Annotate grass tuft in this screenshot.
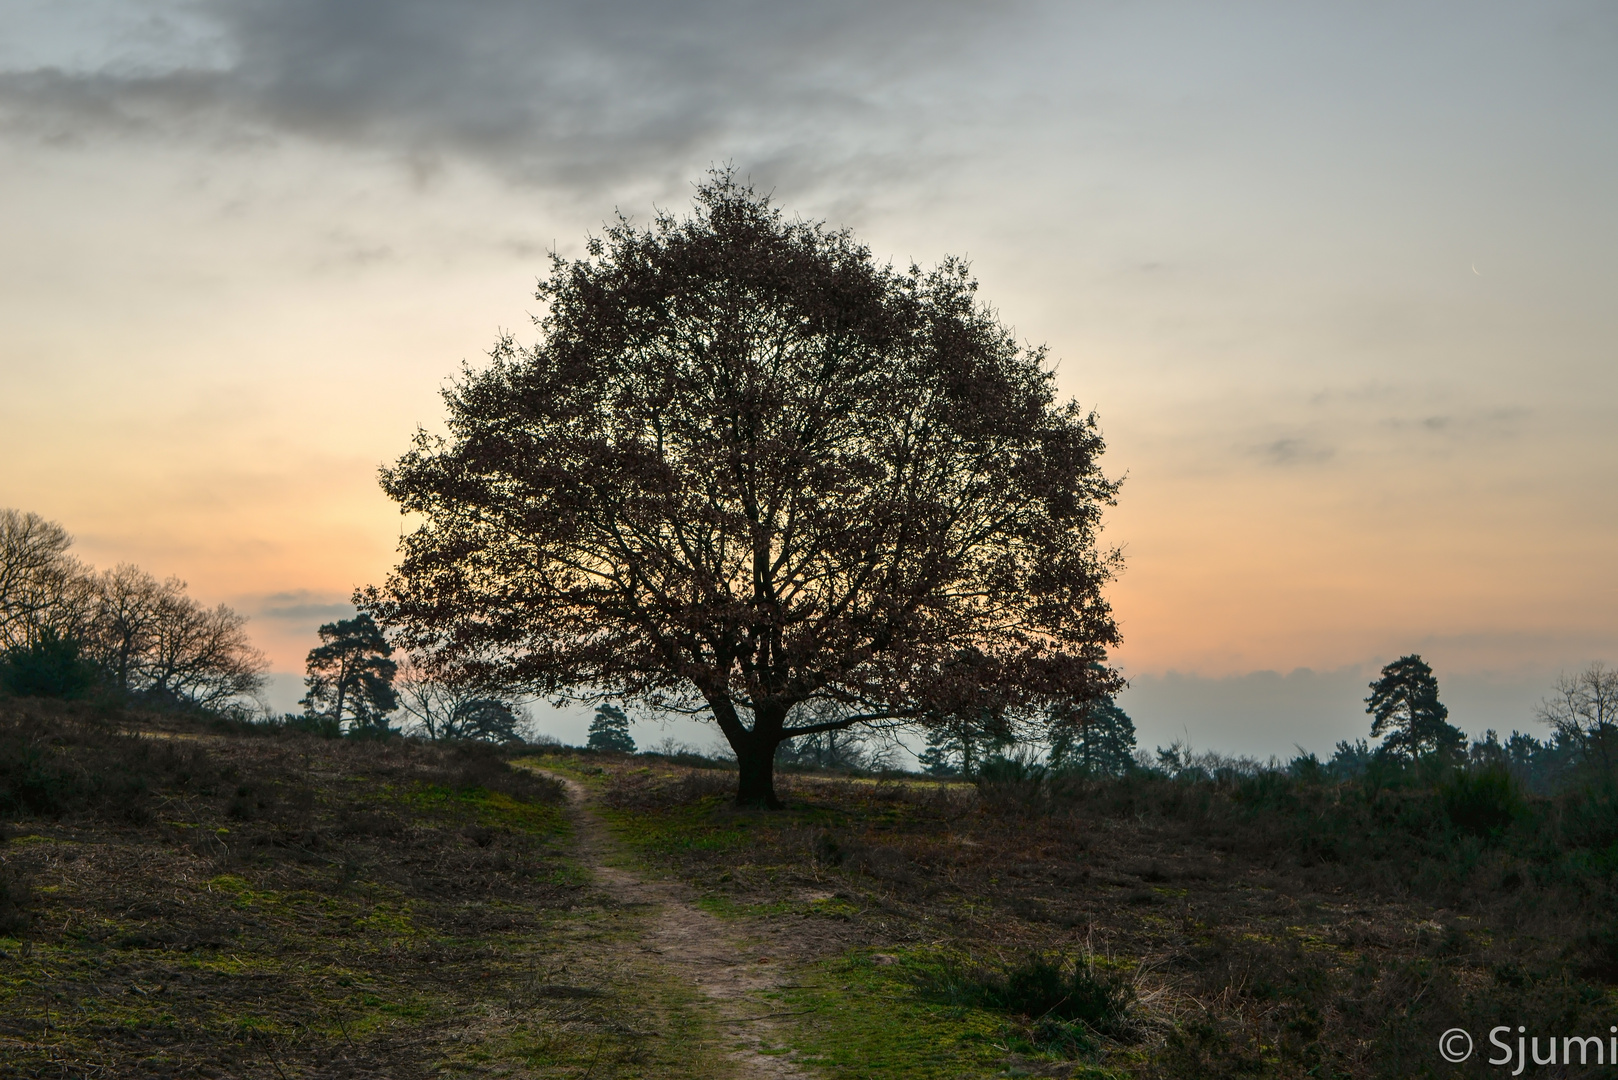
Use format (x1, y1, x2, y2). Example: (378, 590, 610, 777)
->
(915, 951, 1136, 1053)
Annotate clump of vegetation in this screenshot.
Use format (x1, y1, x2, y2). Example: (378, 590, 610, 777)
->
(0, 629, 100, 700)
(918, 951, 1135, 1053)
(0, 699, 217, 820)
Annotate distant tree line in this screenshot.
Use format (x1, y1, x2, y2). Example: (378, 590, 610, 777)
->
(1140, 654, 1618, 798)
(0, 509, 267, 709)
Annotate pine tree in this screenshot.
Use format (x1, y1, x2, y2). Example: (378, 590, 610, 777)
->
(1049, 698, 1137, 776)
(586, 703, 636, 753)
(300, 614, 398, 735)
(917, 709, 1009, 777)
(1366, 654, 1464, 759)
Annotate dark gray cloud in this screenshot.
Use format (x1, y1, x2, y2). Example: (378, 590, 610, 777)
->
(1255, 435, 1335, 466)
(0, 0, 1018, 188)
(253, 589, 354, 623)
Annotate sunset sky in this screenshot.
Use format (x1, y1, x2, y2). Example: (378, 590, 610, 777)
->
(2, 1, 1614, 754)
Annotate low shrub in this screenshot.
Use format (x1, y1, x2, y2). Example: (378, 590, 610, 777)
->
(0, 632, 99, 700)
(0, 701, 220, 820)
(917, 951, 1135, 1049)
(1440, 764, 1523, 837)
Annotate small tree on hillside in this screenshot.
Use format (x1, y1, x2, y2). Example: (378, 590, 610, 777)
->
(586, 703, 636, 753)
(301, 614, 398, 734)
(1366, 654, 1463, 760)
(363, 173, 1123, 806)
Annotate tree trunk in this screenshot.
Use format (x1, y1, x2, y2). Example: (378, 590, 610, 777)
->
(705, 694, 790, 809)
(735, 736, 783, 809)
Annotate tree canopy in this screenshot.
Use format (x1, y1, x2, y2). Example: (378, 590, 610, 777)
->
(364, 172, 1123, 805)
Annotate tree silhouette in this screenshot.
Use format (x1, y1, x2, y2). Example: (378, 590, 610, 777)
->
(2, 511, 265, 709)
(301, 614, 398, 733)
(586, 703, 636, 753)
(364, 172, 1123, 806)
(1049, 697, 1136, 776)
(1536, 662, 1618, 774)
(0, 508, 91, 651)
(396, 654, 526, 742)
(1366, 654, 1463, 760)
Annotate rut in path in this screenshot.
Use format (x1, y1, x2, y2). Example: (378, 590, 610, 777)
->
(546, 773, 820, 1080)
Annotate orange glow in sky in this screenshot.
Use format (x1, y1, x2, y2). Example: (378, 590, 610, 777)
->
(2, 3, 1613, 751)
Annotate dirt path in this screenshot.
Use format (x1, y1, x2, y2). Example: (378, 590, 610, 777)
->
(544, 773, 820, 1080)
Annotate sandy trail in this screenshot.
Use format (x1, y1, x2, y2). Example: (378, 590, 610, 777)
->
(544, 773, 819, 1080)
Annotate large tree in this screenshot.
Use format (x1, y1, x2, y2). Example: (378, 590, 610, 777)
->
(364, 173, 1123, 806)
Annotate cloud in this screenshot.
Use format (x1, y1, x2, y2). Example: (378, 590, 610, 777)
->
(0, 0, 1019, 190)
(1377, 406, 1530, 443)
(1255, 435, 1334, 466)
(252, 589, 354, 623)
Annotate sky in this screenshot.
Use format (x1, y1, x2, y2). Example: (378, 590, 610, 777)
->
(1, 1, 1614, 756)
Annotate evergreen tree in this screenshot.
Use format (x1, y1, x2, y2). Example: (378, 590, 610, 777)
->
(451, 698, 526, 743)
(301, 614, 399, 735)
(1365, 654, 1463, 759)
(0, 629, 98, 699)
(586, 703, 636, 752)
(1049, 697, 1136, 776)
(917, 709, 1010, 777)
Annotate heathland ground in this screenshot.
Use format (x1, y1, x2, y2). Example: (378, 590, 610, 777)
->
(4, 700, 1617, 1078)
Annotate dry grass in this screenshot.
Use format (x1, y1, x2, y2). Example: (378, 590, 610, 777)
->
(590, 759, 1618, 1078)
(9, 709, 1614, 1079)
(0, 699, 593, 1078)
